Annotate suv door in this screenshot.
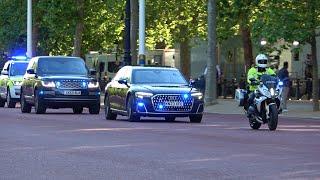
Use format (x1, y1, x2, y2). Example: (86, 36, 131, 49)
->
(23, 58, 37, 103)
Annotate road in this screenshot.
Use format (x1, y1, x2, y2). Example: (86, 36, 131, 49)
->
(0, 107, 319, 180)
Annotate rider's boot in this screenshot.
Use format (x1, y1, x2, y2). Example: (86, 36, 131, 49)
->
(247, 105, 256, 118)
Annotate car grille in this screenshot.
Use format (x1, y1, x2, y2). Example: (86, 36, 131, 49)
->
(151, 94, 193, 112)
(56, 80, 86, 89)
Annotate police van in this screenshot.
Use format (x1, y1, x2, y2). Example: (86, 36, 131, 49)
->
(0, 56, 29, 108)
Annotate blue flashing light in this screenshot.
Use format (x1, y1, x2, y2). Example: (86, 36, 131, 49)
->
(158, 104, 164, 109)
(183, 94, 189, 99)
(97, 92, 101, 95)
(39, 90, 44, 95)
(12, 56, 27, 60)
(138, 102, 145, 107)
(278, 81, 284, 86)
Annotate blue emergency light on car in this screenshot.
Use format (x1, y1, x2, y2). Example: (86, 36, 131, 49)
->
(12, 56, 27, 60)
(183, 94, 189, 99)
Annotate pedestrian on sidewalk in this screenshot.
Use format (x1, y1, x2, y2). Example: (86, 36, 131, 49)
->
(278, 61, 290, 111)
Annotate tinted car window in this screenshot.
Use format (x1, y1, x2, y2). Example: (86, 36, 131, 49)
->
(10, 63, 28, 76)
(132, 69, 187, 84)
(37, 58, 87, 76)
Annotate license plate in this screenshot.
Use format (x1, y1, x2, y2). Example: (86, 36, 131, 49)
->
(164, 101, 184, 107)
(63, 90, 81, 95)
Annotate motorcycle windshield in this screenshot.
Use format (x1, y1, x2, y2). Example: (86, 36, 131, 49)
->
(260, 74, 278, 89)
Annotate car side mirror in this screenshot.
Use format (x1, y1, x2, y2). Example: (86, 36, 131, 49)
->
(1, 70, 8, 75)
(27, 69, 35, 74)
(118, 79, 130, 87)
(189, 80, 195, 87)
(89, 69, 97, 76)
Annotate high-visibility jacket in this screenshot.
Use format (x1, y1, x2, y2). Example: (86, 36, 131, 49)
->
(247, 67, 276, 91)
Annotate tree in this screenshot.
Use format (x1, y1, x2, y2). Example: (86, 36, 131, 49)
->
(252, 0, 319, 111)
(206, 0, 217, 105)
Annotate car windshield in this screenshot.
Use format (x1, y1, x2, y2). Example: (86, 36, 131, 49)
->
(10, 63, 28, 76)
(132, 69, 187, 84)
(38, 58, 88, 76)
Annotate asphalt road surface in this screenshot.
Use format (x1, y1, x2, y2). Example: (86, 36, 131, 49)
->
(0, 107, 319, 180)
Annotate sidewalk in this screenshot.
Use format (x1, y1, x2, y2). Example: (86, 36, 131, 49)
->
(205, 99, 320, 119)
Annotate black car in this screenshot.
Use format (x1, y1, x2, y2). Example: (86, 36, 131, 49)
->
(104, 66, 204, 122)
(20, 56, 100, 114)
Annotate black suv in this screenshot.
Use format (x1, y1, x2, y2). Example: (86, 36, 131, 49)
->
(104, 66, 204, 122)
(20, 56, 100, 114)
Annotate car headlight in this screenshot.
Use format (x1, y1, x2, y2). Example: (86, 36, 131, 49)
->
(13, 81, 22, 86)
(88, 81, 99, 89)
(191, 92, 203, 100)
(135, 92, 153, 99)
(41, 81, 55, 88)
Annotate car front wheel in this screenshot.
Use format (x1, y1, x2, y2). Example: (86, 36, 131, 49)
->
(189, 114, 202, 123)
(89, 103, 100, 114)
(127, 96, 140, 122)
(7, 89, 16, 108)
(34, 91, 46, 114)
(20, 91, 31, 113)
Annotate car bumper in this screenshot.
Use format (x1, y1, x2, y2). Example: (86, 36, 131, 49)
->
(38, 89, 100, 108)
(133, 98, 204, 117)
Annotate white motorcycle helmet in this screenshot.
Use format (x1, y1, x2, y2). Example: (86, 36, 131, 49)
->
(255, 54, 269, 68)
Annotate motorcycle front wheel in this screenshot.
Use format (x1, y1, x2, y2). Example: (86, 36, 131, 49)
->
(268, 104, 278, 131)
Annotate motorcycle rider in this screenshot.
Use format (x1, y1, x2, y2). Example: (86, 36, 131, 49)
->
(246, 54, 276, 117)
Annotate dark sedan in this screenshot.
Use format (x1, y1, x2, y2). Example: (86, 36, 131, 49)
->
(104, 66, 204, 122)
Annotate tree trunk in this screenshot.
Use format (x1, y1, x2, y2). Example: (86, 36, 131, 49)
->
(311, 33, 319, 111)
(240, 25, 253, 70)
(72, 0, 84, 57)
(179, 38, 190, 79)
(179, 25, 191, 79)
(130, 0, 138, 65)
(205, 0, 217, 105)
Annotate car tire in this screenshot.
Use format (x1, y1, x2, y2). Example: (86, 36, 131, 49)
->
(104, 96, 117, 120)
(7, 89, 16, 108)
(165, 116, 176, 122)
(127, 95, 140, 122)
(89, 103, 100, 114)
(189, 114, 202, 123)
(20, 91, 32, 113)
(34, 91, 46, 114)
(73, 107, 83, 114)
(0, 98, 5, 107)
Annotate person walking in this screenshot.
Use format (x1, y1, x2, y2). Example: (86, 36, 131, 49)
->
(278, 61, 290, 112)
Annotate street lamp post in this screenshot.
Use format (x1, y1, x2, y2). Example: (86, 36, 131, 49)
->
(27, 0, 32, 58)
(138, 0, 145, 66)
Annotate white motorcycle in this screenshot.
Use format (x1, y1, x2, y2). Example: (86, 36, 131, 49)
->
(246, 74, 283, 131)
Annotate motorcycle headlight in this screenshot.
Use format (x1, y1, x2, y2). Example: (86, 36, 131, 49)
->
(270, 88, 276, 96)
(13, 81, 22, 86)
(88, 81, 99, 89)
(41, 81, 55, 88)
(135, 92, 153, 99)
(191, 92, 203, 100)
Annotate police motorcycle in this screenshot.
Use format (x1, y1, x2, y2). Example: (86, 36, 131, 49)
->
(238, 74, 283, 131)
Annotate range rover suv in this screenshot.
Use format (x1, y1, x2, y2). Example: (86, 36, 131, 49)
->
(104, 66, 204, 122)
(20, 56, 100, 114)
